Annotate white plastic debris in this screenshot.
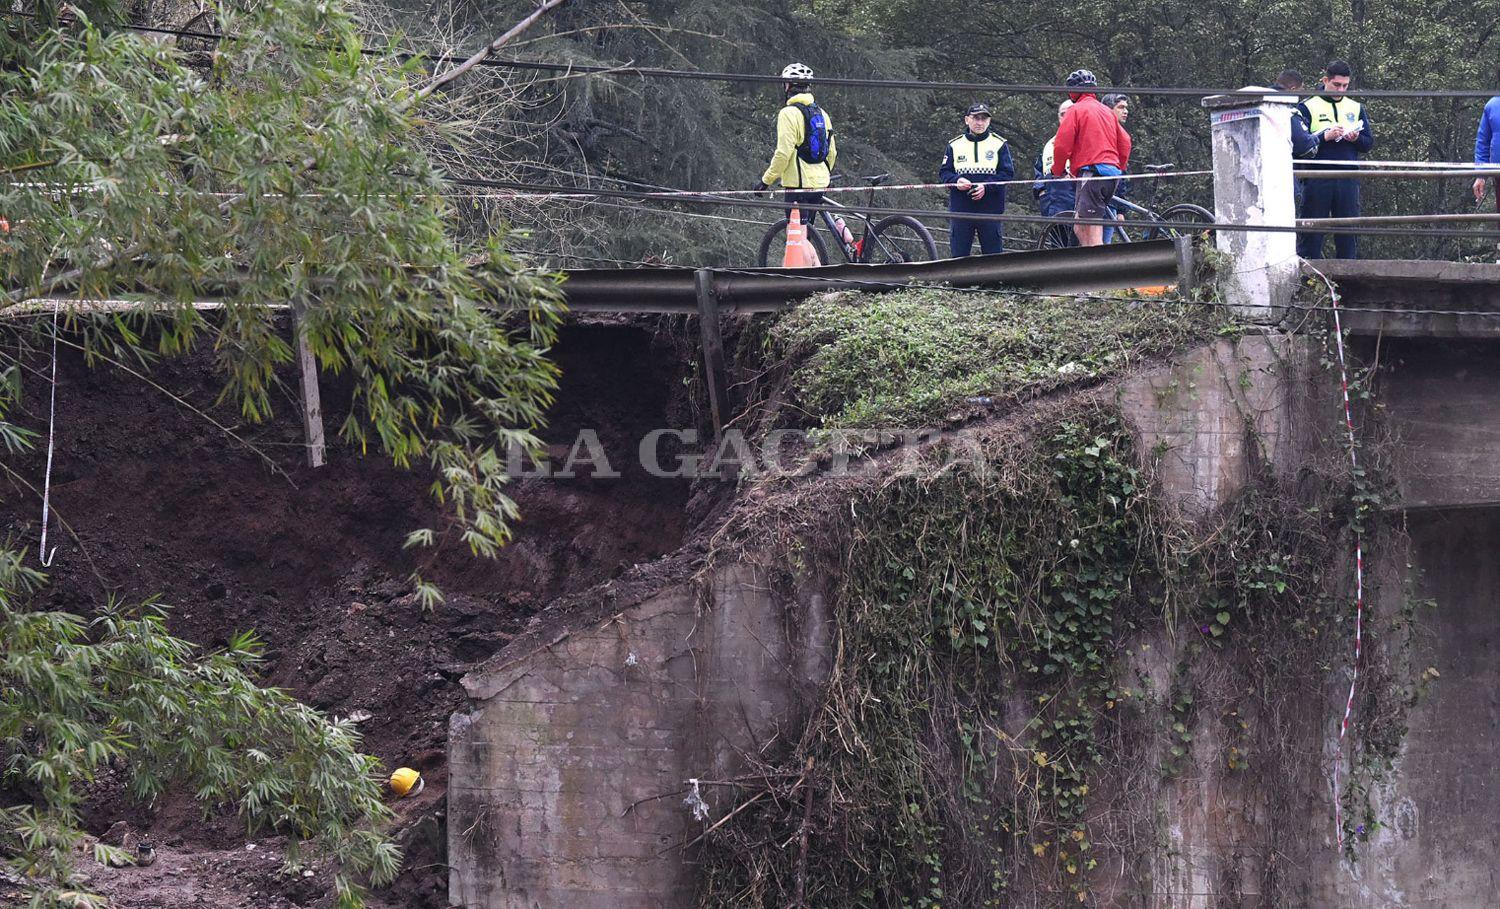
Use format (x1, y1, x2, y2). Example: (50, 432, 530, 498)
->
(683, 779, 710, 821)
(625, 652, 639, 667)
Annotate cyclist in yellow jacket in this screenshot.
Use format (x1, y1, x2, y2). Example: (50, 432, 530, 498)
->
(756, 63, 839, 221)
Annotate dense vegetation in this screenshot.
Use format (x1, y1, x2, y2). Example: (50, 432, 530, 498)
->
(763, 287, 1219, 428)
(699, 289, 1415, 906)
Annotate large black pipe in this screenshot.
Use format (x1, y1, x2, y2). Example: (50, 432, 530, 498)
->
(560, 238, 1191, 313)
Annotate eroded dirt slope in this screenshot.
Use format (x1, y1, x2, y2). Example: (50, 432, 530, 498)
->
(0, 319, 703, 908)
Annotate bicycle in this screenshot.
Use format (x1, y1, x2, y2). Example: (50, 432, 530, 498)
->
(756, 173, 938, 266)
(1036, 163, 1214, 250)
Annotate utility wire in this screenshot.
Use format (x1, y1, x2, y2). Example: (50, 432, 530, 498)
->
(18, 14, 1500, 100)
(438, 59, 1500, 100)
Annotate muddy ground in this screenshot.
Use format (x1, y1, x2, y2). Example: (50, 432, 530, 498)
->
(0, 317, 718, 908)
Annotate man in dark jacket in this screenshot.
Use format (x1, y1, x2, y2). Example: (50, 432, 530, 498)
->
(1033, 99, 1076, 217)
(940, 103, 1016, 256)
(1099, 92, 1132, 242)
(1296, 60, 1374, 259)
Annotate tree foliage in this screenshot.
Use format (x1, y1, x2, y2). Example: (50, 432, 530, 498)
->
(2, 0, 563, 557)
(409, 0, 935, 265)
(1, 0, 565, 903)
(0, 550, 399, 908)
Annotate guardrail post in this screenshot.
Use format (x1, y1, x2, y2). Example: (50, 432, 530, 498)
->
(694, 268, 731, 436)
(1202, 88, 1300, 321)
(1173, 235, 1196, 291)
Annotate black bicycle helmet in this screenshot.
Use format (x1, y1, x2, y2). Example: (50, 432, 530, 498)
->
(1065, 69, 1098, 88)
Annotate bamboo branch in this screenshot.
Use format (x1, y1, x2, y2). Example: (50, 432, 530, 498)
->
(1, 160, 58, 176)
(3, 155, 316, 309)
(6, 0, 563, 306)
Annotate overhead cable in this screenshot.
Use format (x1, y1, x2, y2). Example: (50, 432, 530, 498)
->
(20, 14, 1500, 100)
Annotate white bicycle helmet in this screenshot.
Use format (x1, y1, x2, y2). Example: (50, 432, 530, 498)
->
(781, 63, 815, 81)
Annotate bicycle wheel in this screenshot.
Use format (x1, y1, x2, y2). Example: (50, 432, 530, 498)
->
(860, 215, 938, 263)
(1145, 204, 1216, 242)
(1037, 215, 1078, 250)
(756, 219, 831, 267)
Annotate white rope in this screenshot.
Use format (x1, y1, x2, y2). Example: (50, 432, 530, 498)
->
(37, 299, 59, 567)
(476, 170, 1214, 201)
(1294, 159, 1500, 170)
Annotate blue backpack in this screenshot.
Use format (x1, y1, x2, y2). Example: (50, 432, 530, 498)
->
(791, 102, 831, 165)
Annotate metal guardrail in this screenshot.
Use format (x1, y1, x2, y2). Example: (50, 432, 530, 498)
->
(561, 237, 1195, 313)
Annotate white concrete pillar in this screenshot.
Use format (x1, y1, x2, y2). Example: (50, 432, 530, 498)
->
(1202, 89, 1300, 321)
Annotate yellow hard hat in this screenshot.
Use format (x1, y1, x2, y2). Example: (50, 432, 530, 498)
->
(389, 767, 422, 797)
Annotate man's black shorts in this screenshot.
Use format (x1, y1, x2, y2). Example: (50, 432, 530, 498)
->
(1076, 169, 1119, 220)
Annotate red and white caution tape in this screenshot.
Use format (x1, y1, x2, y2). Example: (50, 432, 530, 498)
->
(1306, 263, 1364, 850)
(15, 168, 1210, 199)
(38, 299, 59, 567)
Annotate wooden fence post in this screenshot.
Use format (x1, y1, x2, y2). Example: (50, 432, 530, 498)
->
(291, 301, 326, 468)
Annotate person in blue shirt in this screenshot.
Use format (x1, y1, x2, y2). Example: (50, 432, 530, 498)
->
(1296, 60, 1375, 259)
(940, 103, 1016, 256)
(1472, 70, 1500, 246)
(1033, 99, 1076, 218)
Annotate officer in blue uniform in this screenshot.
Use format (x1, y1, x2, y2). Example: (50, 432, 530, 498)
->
(1297, 61, 1374, 259)
(940, 103, 1015, 256)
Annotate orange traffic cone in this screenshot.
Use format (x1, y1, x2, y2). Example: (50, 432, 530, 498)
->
(782, 208, 820, 268)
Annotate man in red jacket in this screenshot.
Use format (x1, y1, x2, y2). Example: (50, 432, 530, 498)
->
(1051, 69, 1132, 247)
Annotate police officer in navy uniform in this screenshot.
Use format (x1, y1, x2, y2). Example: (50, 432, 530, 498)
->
(1297, 60, 1374, 259)
(940, 103, 1015, 257)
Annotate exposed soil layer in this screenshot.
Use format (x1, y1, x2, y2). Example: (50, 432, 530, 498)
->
(0, 318, 704, 908)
